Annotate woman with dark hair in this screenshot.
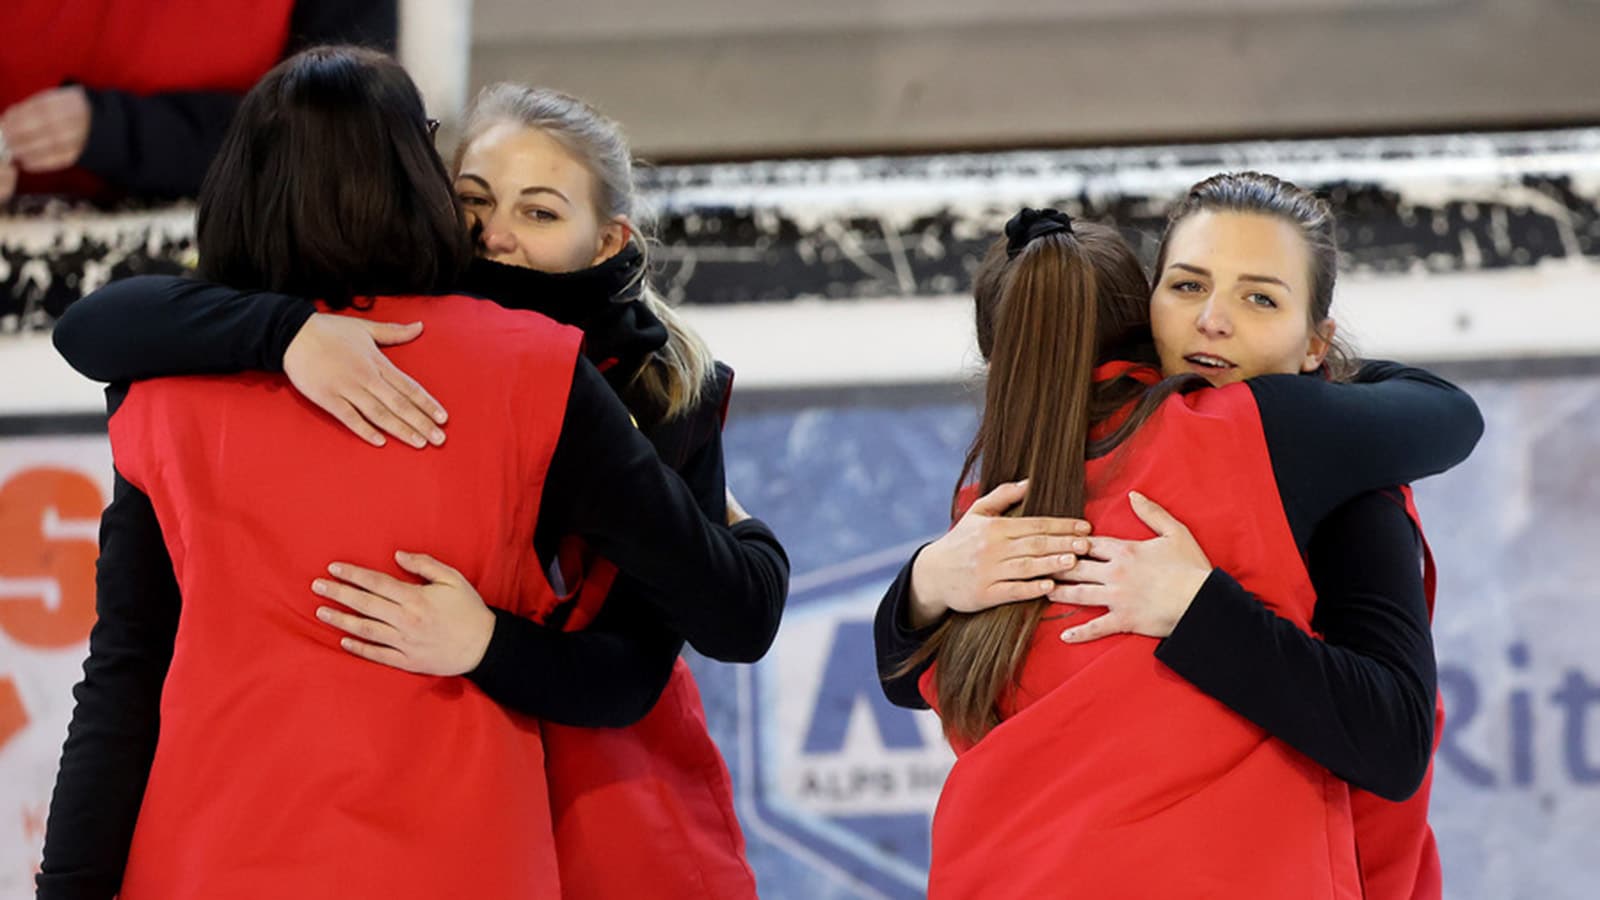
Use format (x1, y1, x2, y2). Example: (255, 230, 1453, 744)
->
(879, 174, 1452, 899)
(37, 46, 786, 900)
(52, 84, 783, 900)
(872, 188, 1477, 896)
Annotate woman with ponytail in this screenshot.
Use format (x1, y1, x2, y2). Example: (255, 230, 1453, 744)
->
(900, 212, 1162, 745)
(53, 84, 781, 899)
(877, 186, 1478, 897)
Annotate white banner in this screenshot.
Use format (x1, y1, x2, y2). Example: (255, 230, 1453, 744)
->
(0, 435, 111, 898)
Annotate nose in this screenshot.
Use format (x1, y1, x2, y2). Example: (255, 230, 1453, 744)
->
(478, 210, 518, 255)
(1194, 296, 1232, 339)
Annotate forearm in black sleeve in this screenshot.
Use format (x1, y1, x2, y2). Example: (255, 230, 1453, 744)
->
(76, 88, 241, 197)
(1249, 362, 1484, 547)
(54, 276, 315, 382)
(674, 415, 731, 528)
(539, 358, 790, 638)
(874, 547, 940, 710)
(466, 594, 683, 728)
(1153, 490, 1436, 801)
(36, 474, 180, 900)
(655, 415, 784, 662)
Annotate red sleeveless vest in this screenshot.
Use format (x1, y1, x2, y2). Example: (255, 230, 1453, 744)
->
(924, 365, 1362, 900)
(542, 660, 756, 900)
(107, 294, 580, 900)
(1351, 487, 1442, 900)
(3, 0, 294, 197)
(537, 389, 757, 899)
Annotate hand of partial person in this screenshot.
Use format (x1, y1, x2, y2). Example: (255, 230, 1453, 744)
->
(283, 313, 448, 448)
(0, 161, 15, 205)
(905, 479, 1092, 629)
(726, 488, 751, 525)
(312, 552, 496, 676)
(1055, 491, 1213, 643)
(0, 86, 91, 173)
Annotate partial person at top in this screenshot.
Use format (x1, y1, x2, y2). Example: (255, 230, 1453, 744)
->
(0, 0, 395, 205)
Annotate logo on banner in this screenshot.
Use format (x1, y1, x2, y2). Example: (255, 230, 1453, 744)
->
(0, 467, 103, 752)
(741, 544, 954, 899)
(0, 452, 108, 893)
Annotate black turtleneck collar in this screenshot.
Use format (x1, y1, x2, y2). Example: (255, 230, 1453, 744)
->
(457, 245, 670, 390)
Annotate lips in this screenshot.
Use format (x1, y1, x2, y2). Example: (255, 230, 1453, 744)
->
(1183, 352, 1237, 371)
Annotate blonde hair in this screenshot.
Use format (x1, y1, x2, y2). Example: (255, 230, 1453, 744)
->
(455, 83, 715, 419)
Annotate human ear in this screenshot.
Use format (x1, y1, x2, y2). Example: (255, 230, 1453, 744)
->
(592, 216, 632, 265)
(1302, 317, 1336, 372)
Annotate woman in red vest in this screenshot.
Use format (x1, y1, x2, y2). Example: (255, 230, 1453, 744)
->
(38, 46, 787, 900)
(0, 0, 394, 203)
(879, 175, 1452, 899)
(875, 186, 1478, 896)
(52, 85, 778, 899)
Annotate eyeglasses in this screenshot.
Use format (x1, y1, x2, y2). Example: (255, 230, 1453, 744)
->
(426, 118, 440, 139)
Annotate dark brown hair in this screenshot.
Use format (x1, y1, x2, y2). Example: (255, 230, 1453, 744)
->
(197, 46, 471, 309)
(909, 221, 1201, 746)
(1153, 171, 1356, 378)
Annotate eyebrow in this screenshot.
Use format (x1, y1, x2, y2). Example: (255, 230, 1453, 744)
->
(519, 185, 571, 204)
(454, 175, 572, 206)
(1167, 262, 1292, 291)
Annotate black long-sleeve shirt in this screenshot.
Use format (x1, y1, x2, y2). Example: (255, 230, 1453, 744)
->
(38, 347, 787, 899)
(73, 1, 396, 197)
(34, 477, 179, 900)
(876, 364, 1480, 802)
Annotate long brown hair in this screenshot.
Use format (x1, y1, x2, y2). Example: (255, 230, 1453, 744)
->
(907, 219, 1199, 746)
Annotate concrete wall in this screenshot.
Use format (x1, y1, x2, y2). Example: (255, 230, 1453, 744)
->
(468, 0, 1600, 159)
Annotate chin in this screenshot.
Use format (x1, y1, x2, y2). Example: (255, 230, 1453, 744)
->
(487, 254, 534, 270)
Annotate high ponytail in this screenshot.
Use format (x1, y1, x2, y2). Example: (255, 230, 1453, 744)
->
(897, 216, 1201, 746)
(936, 232, 1102, 744)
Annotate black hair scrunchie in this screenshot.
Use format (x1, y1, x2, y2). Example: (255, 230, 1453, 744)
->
(1004, 207, 1074, 258)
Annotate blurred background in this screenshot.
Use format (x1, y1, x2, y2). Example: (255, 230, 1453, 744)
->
(3, 1, 1599, 897)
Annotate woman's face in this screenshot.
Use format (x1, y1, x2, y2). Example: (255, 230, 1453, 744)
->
(1150, 210, 1333, 387)
(453, 121, 629, 273)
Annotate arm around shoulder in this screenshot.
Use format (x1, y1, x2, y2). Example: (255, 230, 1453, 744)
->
(541, 358, 791, 657)
(1250, 362, 1483, 542)
(55, 276, 315, 382)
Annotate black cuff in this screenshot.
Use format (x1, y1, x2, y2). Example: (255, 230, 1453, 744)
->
(1154, 567, 1256, 675)
(464, 607, 524, 690)
(263, 301, 319, 372)
(75, 87, 130, 183)
(893, 545, 945, 641)
(730, 516, 786, 557)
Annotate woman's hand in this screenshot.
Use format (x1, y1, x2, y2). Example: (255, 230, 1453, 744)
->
(1055, 492, 1213, 643)
(311, 551, 496, 676)
(906, 479, 1091, 629)
(283, 313, 449, 449)
(0, 86, 91, 173)
(726, 488, 751, 525)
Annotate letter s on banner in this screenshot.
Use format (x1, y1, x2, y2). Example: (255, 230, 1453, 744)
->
(0, 467, 102, 648)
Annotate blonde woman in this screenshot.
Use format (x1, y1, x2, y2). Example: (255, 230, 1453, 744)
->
(53, 84, 782, 899)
